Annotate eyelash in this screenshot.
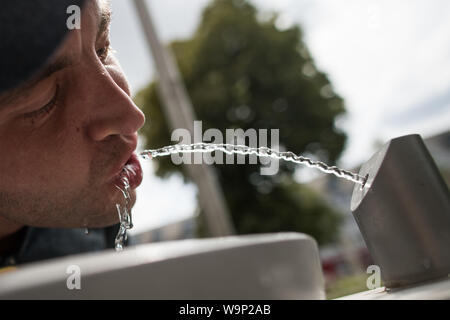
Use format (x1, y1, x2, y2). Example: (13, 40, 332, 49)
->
(24, 85, 60, 122)
(97, 42, 111, 63)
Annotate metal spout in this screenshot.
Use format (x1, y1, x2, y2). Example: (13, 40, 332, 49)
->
(351, 134, 450, 288)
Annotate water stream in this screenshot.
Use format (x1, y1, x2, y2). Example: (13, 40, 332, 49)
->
(114, 176, 133, 251)
(111, 142, 367, 251)
(140, 142, 367, 186)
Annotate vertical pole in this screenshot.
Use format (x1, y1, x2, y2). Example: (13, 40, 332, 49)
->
(132, 0, 235, 236)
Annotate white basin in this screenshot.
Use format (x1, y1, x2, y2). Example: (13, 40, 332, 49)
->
(0, 232, 325, 299)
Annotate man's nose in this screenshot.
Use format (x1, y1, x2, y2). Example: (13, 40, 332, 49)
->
(86, 73, 145, 142)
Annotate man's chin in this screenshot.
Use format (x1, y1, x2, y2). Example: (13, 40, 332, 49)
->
(84, 188, 137, 228)
(84, 214, 119, 229)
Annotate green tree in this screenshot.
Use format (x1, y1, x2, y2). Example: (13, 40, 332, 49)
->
(135, 0, 346, 244)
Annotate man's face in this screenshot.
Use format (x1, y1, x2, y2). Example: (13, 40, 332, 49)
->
(0, 0, 145, 229)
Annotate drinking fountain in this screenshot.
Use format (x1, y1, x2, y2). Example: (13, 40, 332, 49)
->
(1, 134, 449, 299)
(350, 134, 450, 289)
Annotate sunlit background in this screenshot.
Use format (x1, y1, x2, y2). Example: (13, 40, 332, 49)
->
(110, 0, 450, 232)
(109, 0, 450, 297)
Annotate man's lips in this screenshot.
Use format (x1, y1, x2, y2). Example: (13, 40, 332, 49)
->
(113, 153, 143, 189)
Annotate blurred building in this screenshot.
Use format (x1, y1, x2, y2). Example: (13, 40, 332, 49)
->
(131, 215, 198, 244)
(424, 131, 450, 182)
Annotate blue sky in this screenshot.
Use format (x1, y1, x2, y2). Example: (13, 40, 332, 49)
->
(108, 0, 450, 233)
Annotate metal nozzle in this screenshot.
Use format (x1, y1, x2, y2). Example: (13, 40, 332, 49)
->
(351, 134, 450, 288)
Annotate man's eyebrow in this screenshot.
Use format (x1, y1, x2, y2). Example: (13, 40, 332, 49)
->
(36, 57, 73, 82)
(97, 1, 112, 39)
(0, 57, 72, 107)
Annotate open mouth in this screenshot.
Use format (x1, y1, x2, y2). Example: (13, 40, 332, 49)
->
(114, 153, 143, 189)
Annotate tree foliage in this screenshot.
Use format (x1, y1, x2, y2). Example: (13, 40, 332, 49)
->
(135, 0, 347, 244)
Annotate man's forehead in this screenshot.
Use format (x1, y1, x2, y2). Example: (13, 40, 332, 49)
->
(98, 0, 112, 38)
(0, 1, 111, 108)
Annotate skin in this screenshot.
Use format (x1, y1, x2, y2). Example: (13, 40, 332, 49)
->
(0, 0, 145, 251)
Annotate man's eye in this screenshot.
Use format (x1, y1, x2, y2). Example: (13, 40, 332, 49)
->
(96, 43, 110, 63)
(23, 85, 59, 122)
